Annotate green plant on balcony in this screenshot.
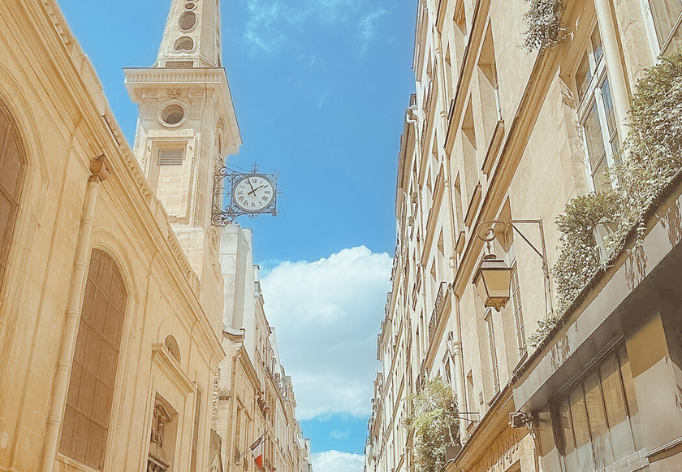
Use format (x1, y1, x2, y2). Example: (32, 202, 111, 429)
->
(533, 52, 682, 347)
(404, 377, 459, 472)
(522, 0, 569, 52)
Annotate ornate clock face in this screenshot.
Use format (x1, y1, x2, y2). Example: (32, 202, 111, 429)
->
(233, 175, 275, 212)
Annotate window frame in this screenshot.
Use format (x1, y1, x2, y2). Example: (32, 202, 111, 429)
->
(60, 249, 127, 470)
(574, 23, 620, 193)
(484, 308, 500, 394)
(640, 0, 682, 57)
(0, 105, 25, 287)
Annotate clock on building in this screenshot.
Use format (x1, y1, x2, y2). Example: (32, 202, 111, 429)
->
(233, 174, 275, 212)
(212, 163, 278, 225)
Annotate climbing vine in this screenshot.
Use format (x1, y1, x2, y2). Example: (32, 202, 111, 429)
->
(404, 377, 459, 472)
(535, 52, 682, 343)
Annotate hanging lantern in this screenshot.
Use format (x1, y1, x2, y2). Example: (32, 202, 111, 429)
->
(473, 254, 512, 310)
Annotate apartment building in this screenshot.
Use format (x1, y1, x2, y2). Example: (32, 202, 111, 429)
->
(367, 1, 682, 472)
(215, 225, 313, 472)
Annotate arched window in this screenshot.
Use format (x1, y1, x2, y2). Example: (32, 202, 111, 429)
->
(0, 101, 25, 288)
(164, 335, 181, 362)
(60, 249, 127, 470)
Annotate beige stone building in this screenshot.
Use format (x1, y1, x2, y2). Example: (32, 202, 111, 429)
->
(214, 225, 312, 472)
(367, 1, 682, 472)
(0, 0, 235, 470)
(0, 1, 311, 472)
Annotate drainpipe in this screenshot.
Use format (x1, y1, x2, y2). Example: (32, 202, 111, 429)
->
(41, 155, 110, 472)
(593, 0, 630, 140)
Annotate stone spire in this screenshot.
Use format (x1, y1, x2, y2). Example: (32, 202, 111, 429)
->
(124, 0, 240, 322)
(156, 0, 222, 68)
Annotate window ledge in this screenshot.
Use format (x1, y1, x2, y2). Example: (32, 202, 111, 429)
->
(152, 343, 194, 395)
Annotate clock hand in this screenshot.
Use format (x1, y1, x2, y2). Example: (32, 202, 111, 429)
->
(246, 178, 256, 193)
(248, 185, 267, 196)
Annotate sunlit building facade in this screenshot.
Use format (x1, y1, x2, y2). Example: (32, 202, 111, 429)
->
(0, 0, 239, 471)
(214, 225, 312, 472)
(0, 1, 311, 472)
(367, 1, 682, 472)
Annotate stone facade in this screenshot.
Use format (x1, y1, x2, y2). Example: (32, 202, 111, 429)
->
(215, 225, 313, 472)
(0, 1, 309, 472)
(0, 0, 228, 470)
(366, 1, 682, 472)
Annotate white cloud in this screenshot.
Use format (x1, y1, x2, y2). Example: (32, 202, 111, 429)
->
(242, 0, 388, 55)
(260, 246, 391, 420)
(312, 450, 365, 472)
(357, 8, 389, 56)
(244, 0, 287, 53)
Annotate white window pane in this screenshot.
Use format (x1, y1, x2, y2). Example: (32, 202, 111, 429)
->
(576, 53, 592, 101)
(585, 103, 606, 170)
(592, 28, 604, 65)
(560, 399, 580, 472)
(584, 372, 614, 469)
(618, 346, 645, 450)
(649, 0, 682, 48)
(592, 158, 610, 194)
(569, 387, 596, 472)
(601, 79, 617, 137)
(600, 355, 636, 460)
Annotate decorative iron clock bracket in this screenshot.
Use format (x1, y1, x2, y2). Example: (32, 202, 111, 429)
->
(212, 161, 279, 226)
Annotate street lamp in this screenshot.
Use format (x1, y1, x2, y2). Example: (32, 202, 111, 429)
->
(473, 253, 512, 310)
(473, 219, 553, 315)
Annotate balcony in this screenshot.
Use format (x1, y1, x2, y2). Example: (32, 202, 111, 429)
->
(428, 282, 447, 343)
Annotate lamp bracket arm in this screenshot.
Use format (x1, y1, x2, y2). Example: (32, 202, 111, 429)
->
(477, 219, 547, 267)
(509, 223, 545, 262)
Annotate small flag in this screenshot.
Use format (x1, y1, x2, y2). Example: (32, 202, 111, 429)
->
(250, 436, 264, 468)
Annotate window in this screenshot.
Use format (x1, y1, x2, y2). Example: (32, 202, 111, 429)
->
(506, 240, 526, 354)
(485, 309, 500, 394)
(643, 0, 682, 54)
(556, 346, 644, 472)
(461, 100, 478, 200)
(0, 103, 24, 288)
(161, 105, 185, 126)
(190, 389, 202, 472)
(478, 26, 502, 146)
(576, 25, 619, 193)
(61, 249, 127, 470)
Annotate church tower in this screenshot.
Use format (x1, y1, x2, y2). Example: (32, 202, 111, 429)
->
(124, 0, 240, 310)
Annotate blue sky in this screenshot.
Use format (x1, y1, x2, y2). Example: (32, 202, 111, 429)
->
(57, 0, 416, 470)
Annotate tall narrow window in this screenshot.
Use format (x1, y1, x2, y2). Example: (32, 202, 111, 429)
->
(190, 389, 202, 472)
(0, 103, 25, 288)
(478, 26, 502, 147)
(461, 100, 478, 201)
(507, 240, 526, 354)
(485, 310, 500, 394)
(576, 25, 619, 193)
(61, 249, 127, 470)
(644, 0, 682, 54)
